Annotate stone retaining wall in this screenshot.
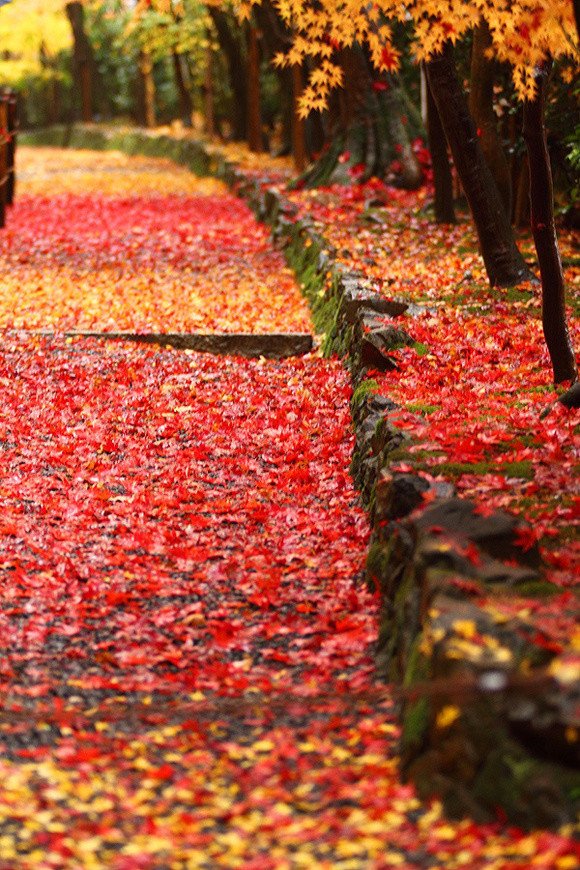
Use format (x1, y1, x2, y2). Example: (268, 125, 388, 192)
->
(20, 125, 579, 828)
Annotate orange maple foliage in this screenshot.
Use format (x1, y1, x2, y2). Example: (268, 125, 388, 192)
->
(263, 0, 578, 110)
(0, 147, 312, 334)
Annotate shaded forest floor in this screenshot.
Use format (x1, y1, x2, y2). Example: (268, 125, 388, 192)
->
(0, 146, 577, 867)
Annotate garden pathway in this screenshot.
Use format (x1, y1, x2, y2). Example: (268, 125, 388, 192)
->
(0, 148, 575, 868)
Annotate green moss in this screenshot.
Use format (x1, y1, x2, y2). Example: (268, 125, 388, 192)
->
(509, 580, 559, 598)
(401, 697, 430, 755)
(365, 539, 393, 592)
(406, 402, 440, 416)
(403, 634, 430, 688)
(413, 342, 430, 356)
(433, 459, 534, 480)
(500, 460, 534, 480)
(351, 378, 380, 412)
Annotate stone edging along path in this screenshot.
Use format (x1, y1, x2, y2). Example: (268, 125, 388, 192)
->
(21, 125, 579, 829)
(35, 331, 313, 358)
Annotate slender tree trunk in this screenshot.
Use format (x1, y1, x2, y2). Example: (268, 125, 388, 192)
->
(291, 65, 307, 172)
(469, 22, 512, 219)
(138, 51, 156, 128)
(204, 44, 215, 137)
(574, 1, 580, 39)
(172, 52, 193, 124)
(209, 9, 247, 141)
(425, 42, 530, 286)
(65, 2, 93, 122)
(425, 71, 455, 223)
(247, 24, 263, 152)
(523, 59, 577, 383)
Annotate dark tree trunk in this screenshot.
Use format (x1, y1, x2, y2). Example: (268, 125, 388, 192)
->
(204, 44, 215, 137)
(574, 1, 580, 39)
(209, 8, 247, 140)
(65, 2, 93, 122)
(425, 71, 455, 223)
(291, 65, 307, 172)
(523, 59, 577, 383)
(138, 51, 156, 128)
(469, 22, 512, 219)
(172, 52, 193, 124)
(425, 42, 530, 287)
(246, 24, 263, 152)
(39, 42, 61, 125)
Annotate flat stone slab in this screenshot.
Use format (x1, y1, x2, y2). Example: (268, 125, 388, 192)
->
(35, 331, 314, 358)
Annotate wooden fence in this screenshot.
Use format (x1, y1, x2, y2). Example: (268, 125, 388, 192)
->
(0, 88, 17, 228)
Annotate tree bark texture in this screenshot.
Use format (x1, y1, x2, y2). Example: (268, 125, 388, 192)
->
(523, 60, 577, 383)
(204, 45, 215, 137)
(65, 2, 93, 122)
(425, 43, 530, 287)
(209, 9, 247, 141)
(469, 22, 512, 219)
(246, 24, 263, 152)
(138, 51, 156, 128)
(426, 72, 455, 222)
(291, 65, 307, 172)
(172, 52, 193, 124)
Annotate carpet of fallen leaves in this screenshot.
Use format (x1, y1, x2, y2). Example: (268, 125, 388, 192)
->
(0, 147, 578, 868)
(0, 148, 311, 334)
(287, 180, 580, 590)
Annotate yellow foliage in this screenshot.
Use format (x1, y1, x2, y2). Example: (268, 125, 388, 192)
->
(0, 0, 72, 85)
(265, 0, 579, 110)
(435, 705, 461, 729)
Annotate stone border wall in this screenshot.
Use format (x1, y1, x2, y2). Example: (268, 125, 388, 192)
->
(20, 125, 579, 828)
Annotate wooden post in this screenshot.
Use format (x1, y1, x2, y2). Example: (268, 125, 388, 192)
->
(0, 99, 7, 229)
(6, 90, 16, 206)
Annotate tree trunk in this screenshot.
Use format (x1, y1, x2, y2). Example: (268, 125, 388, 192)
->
(523, 59, 577, 384)
(138, 51, 156, 128)
(425, 71, 455, 223)
(291, 65, 307, 172)
(65, 2, 93, 122)
(209, 9, 247, 140)
(425, 42, 530, 287)
(574, 1, 580, 39)
(204, 44, 215, 137)
(469, 22, 512, 219)
(246, 24, 263, 152)
(382, 75, 423, 189)
(172, 52, 193, 124)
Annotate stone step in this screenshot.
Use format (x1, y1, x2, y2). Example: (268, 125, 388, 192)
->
(33, 331, 314, 358)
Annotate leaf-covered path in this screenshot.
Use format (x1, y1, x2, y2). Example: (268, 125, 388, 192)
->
(0, 149, 577, 868)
